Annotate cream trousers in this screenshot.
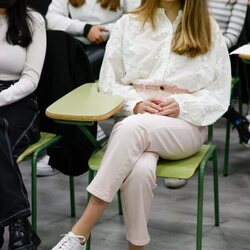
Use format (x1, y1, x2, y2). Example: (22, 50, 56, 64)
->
(87, 114, 207, 246)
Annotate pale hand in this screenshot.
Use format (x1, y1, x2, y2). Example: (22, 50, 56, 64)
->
(87, 26, 108, 44)
(157, 98, 180, 117)
(133, 98, 180, 117)
(133, 98, 162, 114)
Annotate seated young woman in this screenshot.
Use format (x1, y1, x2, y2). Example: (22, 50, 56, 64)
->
(0, 0, 46, 249)
(52, 0, 231, 249)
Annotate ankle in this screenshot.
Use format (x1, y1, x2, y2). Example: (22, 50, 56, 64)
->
(70, 231, 86, 245)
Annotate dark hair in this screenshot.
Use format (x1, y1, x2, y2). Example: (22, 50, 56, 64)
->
(6, 0, 33, 47)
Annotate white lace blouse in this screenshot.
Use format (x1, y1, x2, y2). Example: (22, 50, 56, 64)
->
(99, 9, 231, 126)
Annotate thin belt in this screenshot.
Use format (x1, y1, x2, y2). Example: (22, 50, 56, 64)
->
(132, 83, 191, 94)
(0, 80, 18, 92)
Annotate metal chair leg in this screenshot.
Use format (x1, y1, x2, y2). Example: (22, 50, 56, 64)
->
(30, 135, 62, 231)
(69, 176, 76, 217)
(86, 236, 91, 250)
(31, 152, 38, 232)
(85, 169, 95, 250)
(196, 162, 205, 250)
(212, 149, 219, 226)
(117, 190, 123, 215)
(223, 120, 231, 176)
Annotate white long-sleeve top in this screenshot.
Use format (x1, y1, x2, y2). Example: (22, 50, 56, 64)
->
(0, 11, 46, 107)
(208, 0, 248, 49)
(46, 0, 140, 43)
(99, 10, 231, 126)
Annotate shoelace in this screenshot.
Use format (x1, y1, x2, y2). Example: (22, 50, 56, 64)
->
(58, 234, 86, 249)
(9, 220, 25, 235)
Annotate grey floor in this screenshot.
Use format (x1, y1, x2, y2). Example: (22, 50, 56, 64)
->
(2, 118, 250, 250)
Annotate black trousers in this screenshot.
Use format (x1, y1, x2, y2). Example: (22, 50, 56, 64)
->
(0, 81, 40, 227)
(82, 43, 106, 80)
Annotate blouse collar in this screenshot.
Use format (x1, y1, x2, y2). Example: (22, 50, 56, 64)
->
(156, 8, 183, 26)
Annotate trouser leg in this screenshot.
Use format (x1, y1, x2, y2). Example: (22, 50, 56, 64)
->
(86, 114, 206, 244)
(0, 117, 30, 226)
(120, 152, 158, 246)
(87, 114, 206, 202)
(0, 95, 40, 226)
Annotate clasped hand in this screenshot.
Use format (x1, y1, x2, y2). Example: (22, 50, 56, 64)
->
(87, 26, 109, 44)
(133, 98, 180, 117)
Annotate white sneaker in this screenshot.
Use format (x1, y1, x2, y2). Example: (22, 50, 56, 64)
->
(96, 124, 106, 141)
(164, 178, 187, 189)
(52, 232, 86, 250)
(37, 155, 59, 177)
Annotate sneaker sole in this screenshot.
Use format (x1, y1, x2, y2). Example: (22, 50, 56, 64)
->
(36, 170, 60, 177)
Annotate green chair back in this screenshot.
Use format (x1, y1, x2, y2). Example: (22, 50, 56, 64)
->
(17, 132, 57, 163)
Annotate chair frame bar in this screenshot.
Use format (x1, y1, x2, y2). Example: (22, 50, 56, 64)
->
(196, 145, 219, 250)
(20, 134, 76, 232)
(223, 77, 241, 176)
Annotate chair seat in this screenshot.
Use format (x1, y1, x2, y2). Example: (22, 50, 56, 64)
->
(16, 132, 57, 164)
(88, 144, 211, 179)
(156, 145, 211, 179)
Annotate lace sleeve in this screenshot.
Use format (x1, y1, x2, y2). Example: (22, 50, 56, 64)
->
(99, 16, 143, 116)
(171, 20, 231, 126)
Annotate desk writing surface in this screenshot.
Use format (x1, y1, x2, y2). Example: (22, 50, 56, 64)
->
(46, 83, 124, 122)
(239, 54, 250, 60)
(230, 44, 250, 60)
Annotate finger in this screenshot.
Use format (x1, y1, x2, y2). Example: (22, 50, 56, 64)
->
(148, 102, 162, 111)
(99, 26, 108, 31)
(144, 106, 160, 114)
(95, 37, 103, 44)
(158, 108, 179, 116)
(161, 106, 179, 115)
(160, 102, 179, 112)
(99, 35, 105, 43)
(158, 99, 174, 107)
(148, 98, 162, 104)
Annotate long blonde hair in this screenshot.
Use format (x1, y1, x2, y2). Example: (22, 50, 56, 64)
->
(69, 0, 120, 11)
(134, 0, 211, 58)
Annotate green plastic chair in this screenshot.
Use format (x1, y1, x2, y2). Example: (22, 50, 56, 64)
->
(223, 77, 241, 176)
(16, 132, 76, 232)
(87, 126, 219, 250)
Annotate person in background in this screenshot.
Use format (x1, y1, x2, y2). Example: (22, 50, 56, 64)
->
(46, 0, 141, 80)
(44, 0, 141, 176)
(243, 0, 250, 121)
(0, 0, 46, 249)
(164, 0, 250, 190)
(209, 0, 250, 147)
(52, 0, 231, 249)
(165, 0, 250, 190)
